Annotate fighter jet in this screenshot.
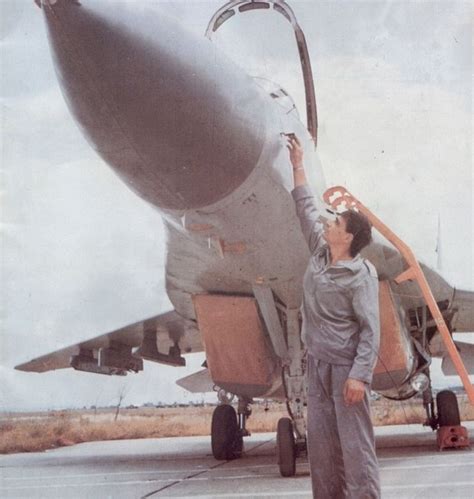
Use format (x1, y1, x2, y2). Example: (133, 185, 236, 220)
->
(18, 0, 474, 476)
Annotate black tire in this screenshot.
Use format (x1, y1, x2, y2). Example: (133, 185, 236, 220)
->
(211, 405, 240, 460)
(437, 390, 461, 427)
(277, 417, 296, 477)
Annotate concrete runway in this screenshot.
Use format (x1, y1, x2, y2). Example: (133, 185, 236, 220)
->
(1, 422, 473, 498)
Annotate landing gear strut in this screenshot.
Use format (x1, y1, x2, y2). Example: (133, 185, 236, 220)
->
(237, 397, 252, 439)
(422, 371, 437, 430)
(277, 308, 307, 477)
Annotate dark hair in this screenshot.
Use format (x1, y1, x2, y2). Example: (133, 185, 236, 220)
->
(340, 210, 372, 257)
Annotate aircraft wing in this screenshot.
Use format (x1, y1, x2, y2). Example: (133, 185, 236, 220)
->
(15, 311, 202, 375)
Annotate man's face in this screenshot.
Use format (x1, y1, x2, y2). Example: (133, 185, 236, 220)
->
(323, 215, 352, 247)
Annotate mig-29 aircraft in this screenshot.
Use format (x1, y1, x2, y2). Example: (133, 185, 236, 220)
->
(18, 0, 474, 476)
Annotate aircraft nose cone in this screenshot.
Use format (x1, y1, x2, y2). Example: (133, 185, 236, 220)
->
(40, 1, 267, 210)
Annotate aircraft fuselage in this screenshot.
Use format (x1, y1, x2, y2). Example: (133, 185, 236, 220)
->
(38, 0, 460, 402)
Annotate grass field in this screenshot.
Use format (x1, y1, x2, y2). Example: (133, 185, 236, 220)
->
(1, 396, 473, 454)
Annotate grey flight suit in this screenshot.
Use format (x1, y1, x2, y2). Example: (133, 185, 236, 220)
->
(292, 185, 381, 499)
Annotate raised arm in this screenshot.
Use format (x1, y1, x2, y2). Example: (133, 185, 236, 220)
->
(287, 134, 307, 188)
(287, 135, 325, 254)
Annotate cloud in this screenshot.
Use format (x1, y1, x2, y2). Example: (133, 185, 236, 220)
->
(313, 55, 471, 284)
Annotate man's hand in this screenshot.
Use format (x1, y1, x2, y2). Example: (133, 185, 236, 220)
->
(286, 134, 304, 170)
(343, 378, 366, 405)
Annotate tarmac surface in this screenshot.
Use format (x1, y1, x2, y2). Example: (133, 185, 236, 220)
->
(1, 422, 473, 498)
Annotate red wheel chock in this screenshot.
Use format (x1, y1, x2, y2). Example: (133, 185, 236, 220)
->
(437, 425, 470, 450)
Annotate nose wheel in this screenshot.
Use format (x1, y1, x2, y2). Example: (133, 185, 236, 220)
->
(276, 417, 296, 477)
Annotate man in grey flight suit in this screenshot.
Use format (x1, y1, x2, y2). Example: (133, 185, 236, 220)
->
(287, 136, 381, 499)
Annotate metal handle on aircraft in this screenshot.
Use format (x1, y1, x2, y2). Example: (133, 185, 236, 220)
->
(323, 185, 474, 405)
(205, 0, 318, 148)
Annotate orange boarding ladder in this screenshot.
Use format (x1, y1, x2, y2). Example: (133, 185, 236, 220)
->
(323, 186, 474, 406)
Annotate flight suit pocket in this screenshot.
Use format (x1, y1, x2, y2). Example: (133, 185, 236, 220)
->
(315, 279, 351, 312)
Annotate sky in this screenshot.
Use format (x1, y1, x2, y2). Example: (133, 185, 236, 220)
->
(1, 0, 472, 411)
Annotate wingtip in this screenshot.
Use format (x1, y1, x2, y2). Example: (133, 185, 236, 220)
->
(14, 362, 34, 372)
